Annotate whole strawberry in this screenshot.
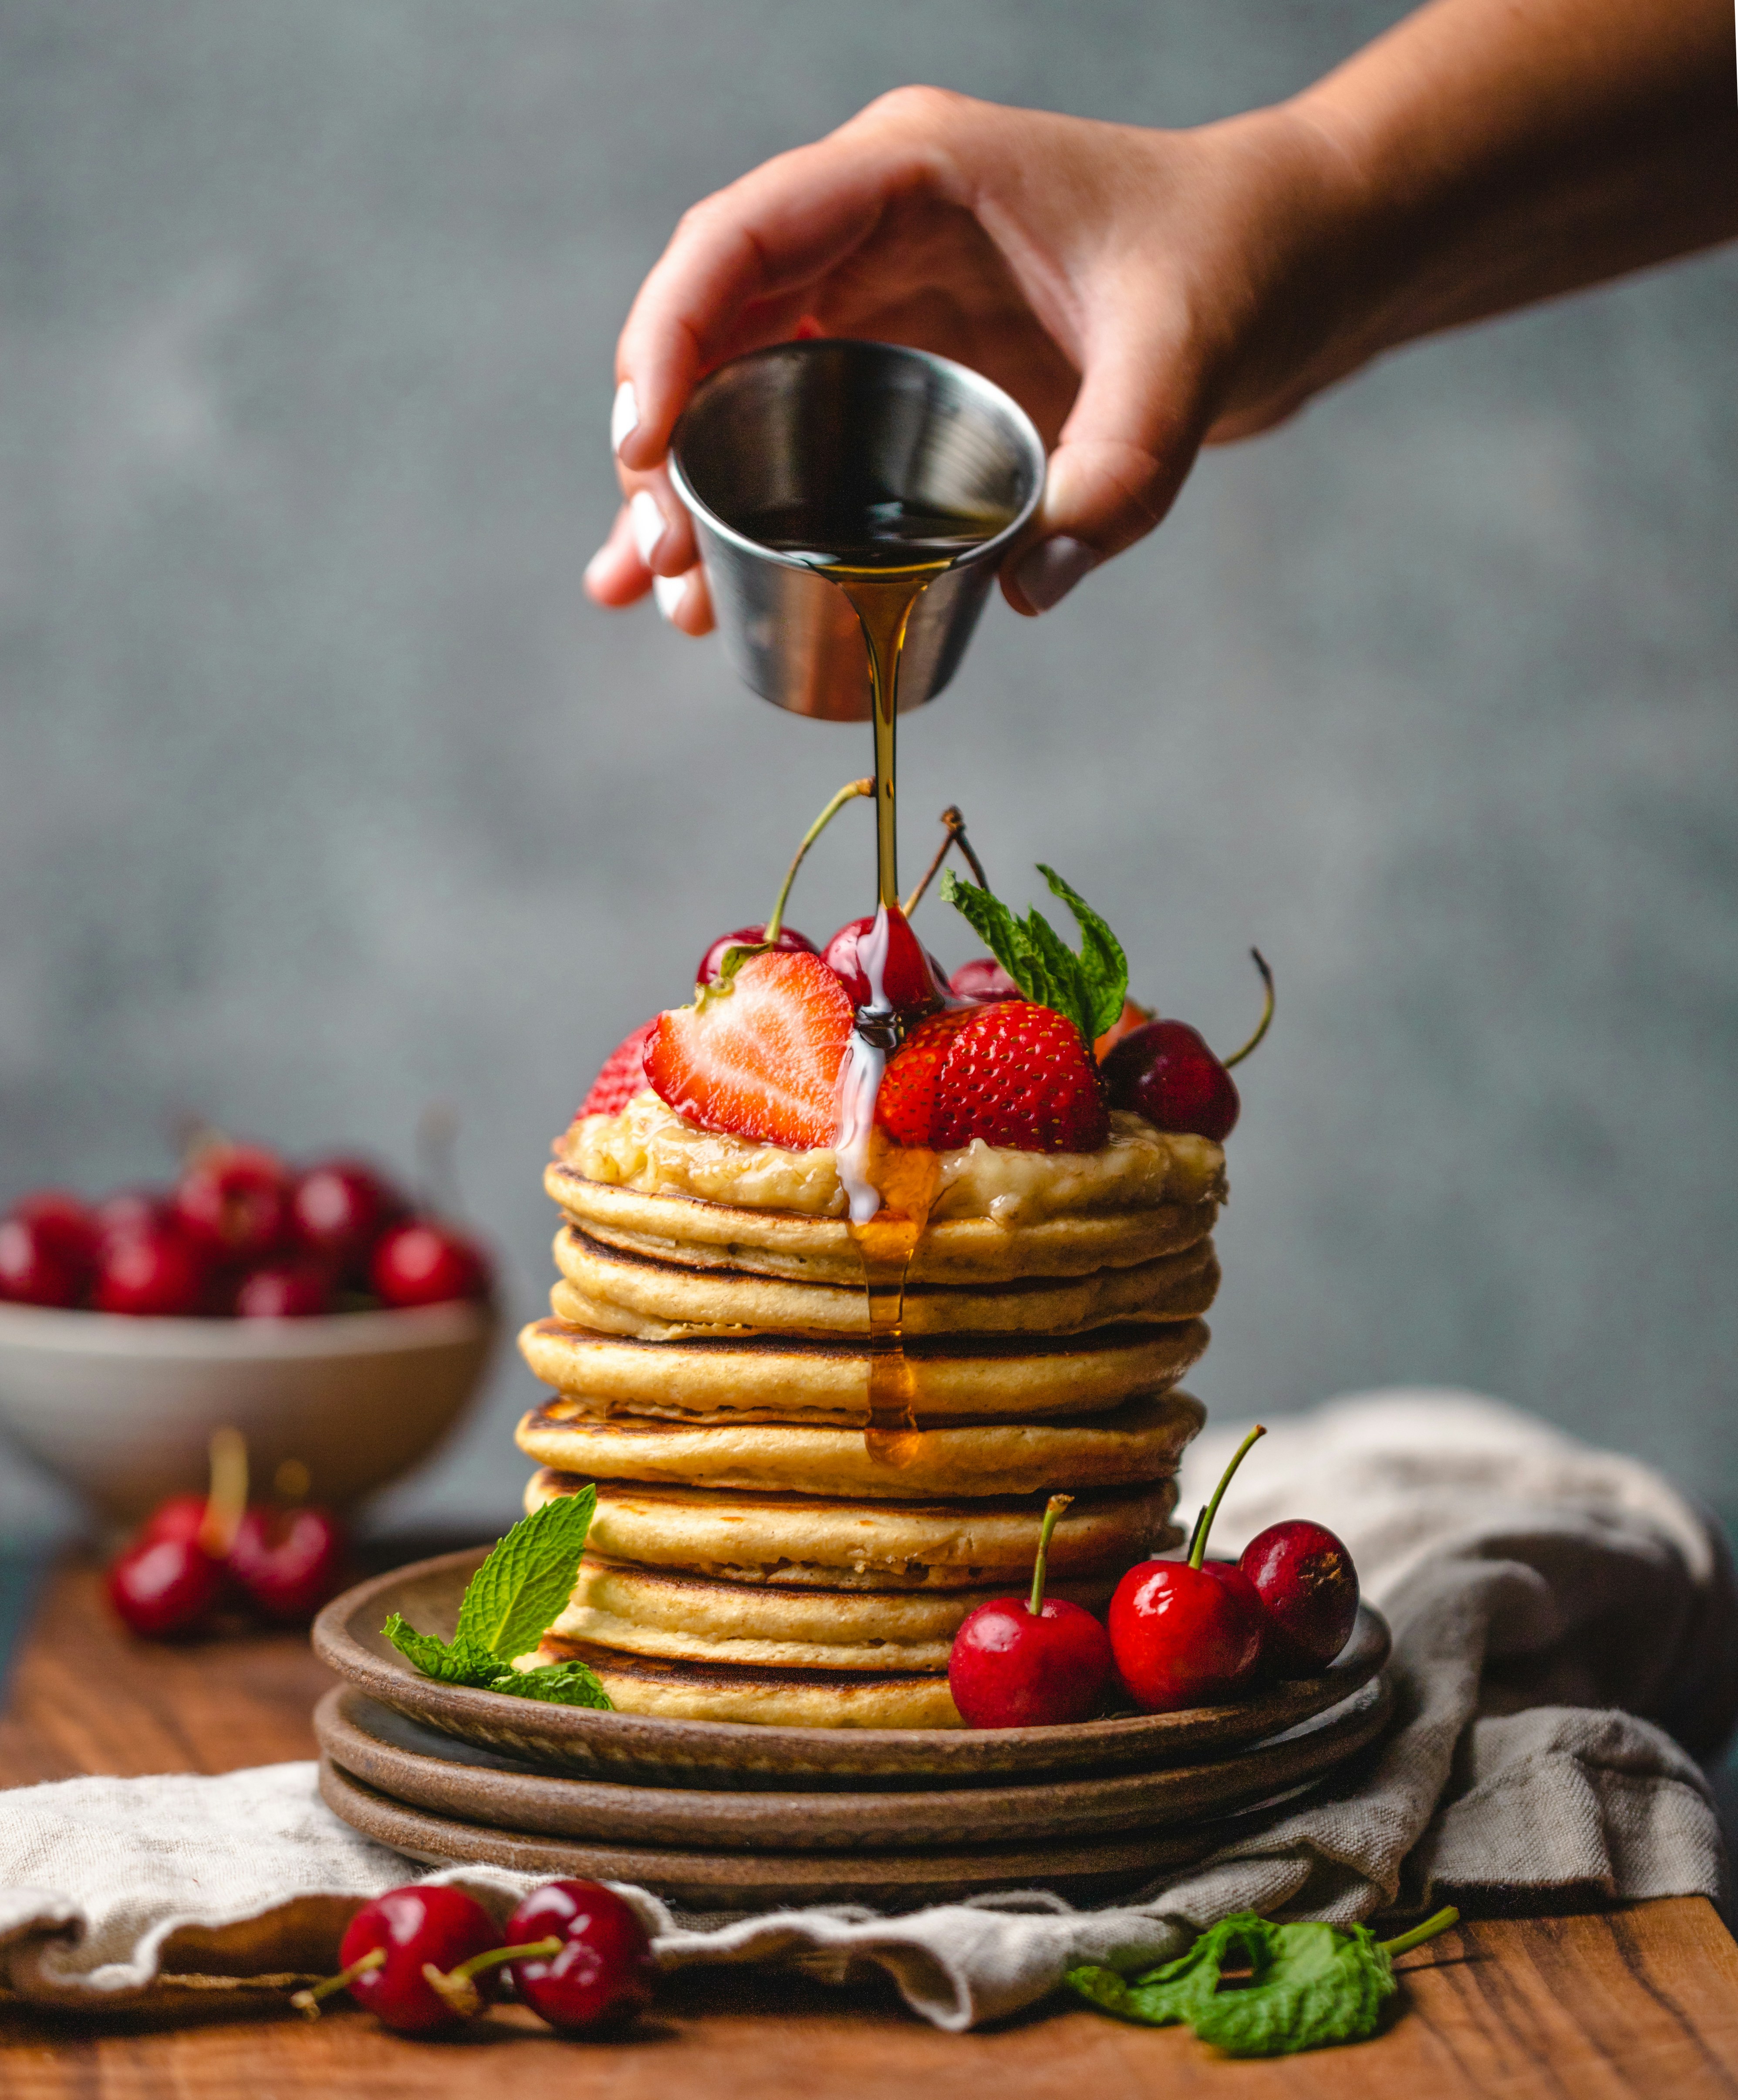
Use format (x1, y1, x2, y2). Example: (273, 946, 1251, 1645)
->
(879, 1002, 1107, 1153)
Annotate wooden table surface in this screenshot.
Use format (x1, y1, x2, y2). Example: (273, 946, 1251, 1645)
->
(4, 1556, 1738, 2099)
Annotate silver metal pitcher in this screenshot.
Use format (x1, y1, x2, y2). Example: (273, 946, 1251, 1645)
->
(667, 340, 1045, 722)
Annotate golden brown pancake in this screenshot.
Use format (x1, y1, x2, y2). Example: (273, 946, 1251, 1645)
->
(548, 1224, 1219, 1340)
(526, 1469, 1180, 1587)
(517, 1316, 1208, 1427)
(549, 1166, 1218, 1286)
(533, 1636, 965, 1728)
(540, 1555, 1117, 1669)
(516, 1389, 1205, 1499)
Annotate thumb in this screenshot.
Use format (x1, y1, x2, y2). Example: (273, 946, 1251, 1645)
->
(1002, 330, 1207, 616)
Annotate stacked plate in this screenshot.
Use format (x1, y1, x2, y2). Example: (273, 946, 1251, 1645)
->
(313, 1550, 1394, 1910)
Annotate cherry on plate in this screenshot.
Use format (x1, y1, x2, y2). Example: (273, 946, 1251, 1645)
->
(503, 1880, 657, 2033)
(695, 922, 817, 990)
(228, 1505, 347, 1622)
(173, 1144, 292, 1264)
(1240, 1519, 1360, 1675)
(295, 1886, 505, 2035)
(138, 1493, 211, 1548)
(370, 1221, 489, 1309)
(1107, 1426, 1269, 1712)
(0, 1216, 86, 1308)
(92, 1223, 208, 1317)
(234, 1262, 334, 1319)
(948, 1495, 1114, 1729)
(290, 1159, 404, 1273)
(108, 1534, 223, 1639)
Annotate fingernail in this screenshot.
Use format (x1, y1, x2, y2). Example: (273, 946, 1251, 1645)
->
(611, 379, 640, 457)
(630, 490, 666, 566)
(653, 571, 688, 622)
(1014, 536, 1098, 613)
(583, 544, 612, 592)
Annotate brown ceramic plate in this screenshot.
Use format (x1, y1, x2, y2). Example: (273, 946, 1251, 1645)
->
(317, 1670, 1392, 1850)
(318, 1756, 1307, 1911)
(313, 1547, 1390, 1789)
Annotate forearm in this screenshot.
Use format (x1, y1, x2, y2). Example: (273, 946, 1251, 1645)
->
(1249, 0, 1738, 424)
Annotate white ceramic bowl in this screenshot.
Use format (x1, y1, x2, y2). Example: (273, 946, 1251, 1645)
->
(0, 1298, 498, 1528)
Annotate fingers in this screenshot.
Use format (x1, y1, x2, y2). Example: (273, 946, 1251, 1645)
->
(1001, 322, 1209, 617)
(613, 93, 965, 473)
(584, 502, 715, 635)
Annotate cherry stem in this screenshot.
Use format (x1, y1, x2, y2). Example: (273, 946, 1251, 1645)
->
(449, 1935, 564, 1984)
(1188, 1424, 1266, 1570)
(1029, 1493, 1073, 1615)
(1379, 1906, 1461, 1959)
(198, 1425, 248, 1558)
(1185, 1504, 1208, 1563)
(901, 806, 987, 917)
(1220, 949, 1275, 1071)
(764, 777, 873, 943)
(290, 1943, 385, 2019)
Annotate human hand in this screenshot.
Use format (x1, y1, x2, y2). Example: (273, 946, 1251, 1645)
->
(584, 87, 1357, 634)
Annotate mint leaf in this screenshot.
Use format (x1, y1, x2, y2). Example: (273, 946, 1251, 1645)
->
(454, 1486, 598, 1664)
(381, 1614, 501, 1688)
(381, 1487, 612, 1711)
(1037, 865, 1128, 1040)
(489, 1659, 614, 1708)
(1064, 1913, 1411, 2058)
(940, 866, 1128, 1046)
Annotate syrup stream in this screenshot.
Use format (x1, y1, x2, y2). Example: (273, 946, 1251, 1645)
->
(773, 508, 1008, 1464)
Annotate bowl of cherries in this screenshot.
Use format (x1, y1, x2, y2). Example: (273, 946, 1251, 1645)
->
(0, 1141, 497, 1529)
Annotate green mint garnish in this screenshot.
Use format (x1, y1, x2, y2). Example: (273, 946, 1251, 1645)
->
(1063, 1908, 1458, 2058)
(383, 1488, 611, 1710)
(941, 863, 1128, 1046)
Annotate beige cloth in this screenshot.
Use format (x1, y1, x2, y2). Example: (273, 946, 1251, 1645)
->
(1, 1390, 1730, 2032)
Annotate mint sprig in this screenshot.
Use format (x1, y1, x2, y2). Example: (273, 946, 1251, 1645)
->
(1064, 1908, 1458, 2058)
(382, 1489, 611, 1710)
(941, 864, 1128, 1045)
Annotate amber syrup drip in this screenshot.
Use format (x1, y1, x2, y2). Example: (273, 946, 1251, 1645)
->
(757, 494, 1012, 1462)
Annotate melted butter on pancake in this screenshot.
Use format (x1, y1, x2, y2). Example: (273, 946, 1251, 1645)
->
(563, 1093, 1223, 1226)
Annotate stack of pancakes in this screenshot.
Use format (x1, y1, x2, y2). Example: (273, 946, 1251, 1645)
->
(515, 1092, 1226, 1727)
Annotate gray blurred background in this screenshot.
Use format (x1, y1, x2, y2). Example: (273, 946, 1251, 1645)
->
(0, 0, 1733, 1546)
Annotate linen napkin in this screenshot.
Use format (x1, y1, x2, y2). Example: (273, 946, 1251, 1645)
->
(1, 1388, 1731, 2032)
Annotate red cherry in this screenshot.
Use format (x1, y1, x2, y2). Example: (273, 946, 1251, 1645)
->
(1102, 1019, 1240, 1142)
(0, 1217, 84, 1308)
(948, 956, 1023, 1003)
(10, 1191, 99, 1279)
(290, 1159, 403, 1274)
(1240, 1519, 1360, 1675)
(139, 1493, 211, 1547)
(228, 1504, 347, 1621)
(297, 1887, 504, 2035)
(92, 1224, 209, 1316)
(94, 1189, 172, 1247)
(173, 1145, 292, 1263)
(695, 922, 817, 989)
(370, 1220, 489, 1308)
(107, 1534, 223, 1638)
(948, 1496, 1114, 1728)
(1107, 1426, 1269, 1711)
(503, 1880, 657, 2033)
(823, 905, 946, 1015)
(234, 1262, 334, 1319)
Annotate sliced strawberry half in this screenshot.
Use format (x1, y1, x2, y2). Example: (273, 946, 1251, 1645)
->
(880, 1001, 1108, 1153)
(645, 951, 854, 1150)
(577, 1018, 659, 1118)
